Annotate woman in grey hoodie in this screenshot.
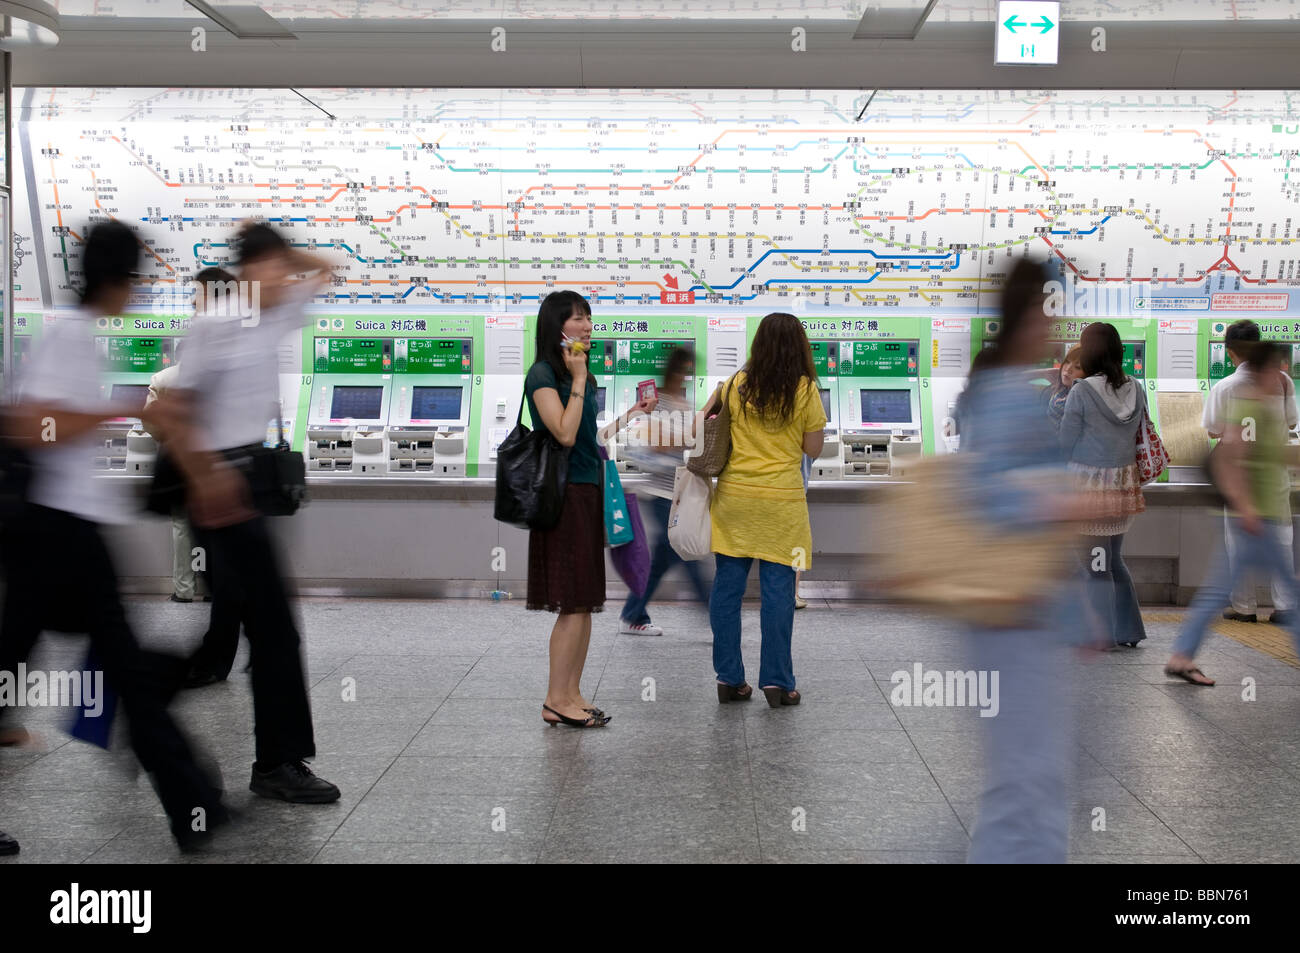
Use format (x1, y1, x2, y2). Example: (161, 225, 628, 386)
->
(1059, 322, 1148, 647)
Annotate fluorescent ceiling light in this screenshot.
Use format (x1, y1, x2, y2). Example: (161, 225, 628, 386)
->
(185, 1, 296, 39)
(853, 1, 940, 40)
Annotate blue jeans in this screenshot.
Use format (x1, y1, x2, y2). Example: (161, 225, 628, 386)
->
(621, 496, 711, 624)
(1176, 517, 1300, 659)
(966, 621, 1071, 864)
(1079, 534, 1146, 646)
(709, 553, 796, 691)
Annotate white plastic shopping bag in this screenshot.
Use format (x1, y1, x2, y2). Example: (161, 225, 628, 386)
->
(667, 465, 712, 561)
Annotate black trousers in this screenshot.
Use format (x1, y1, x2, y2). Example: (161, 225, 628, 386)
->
(0, 506, 221, 837)
(189, 564, 244, 679)
(192, 516, 315, 767)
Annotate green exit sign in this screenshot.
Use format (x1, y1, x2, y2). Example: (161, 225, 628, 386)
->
(995, 1, 1059, 66)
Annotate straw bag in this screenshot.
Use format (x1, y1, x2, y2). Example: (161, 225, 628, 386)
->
(873, 456, 1073, 628)
(686, 376, 735, 478)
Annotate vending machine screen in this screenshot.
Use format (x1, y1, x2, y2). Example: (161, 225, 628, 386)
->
(110, 383, 150, 411)
(330, 386, 383, 420)
(410, 386, 463, 420)
(860, 389, 913, 424)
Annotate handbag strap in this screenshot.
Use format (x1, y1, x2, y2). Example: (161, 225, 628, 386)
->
(711, 374, 737, 414)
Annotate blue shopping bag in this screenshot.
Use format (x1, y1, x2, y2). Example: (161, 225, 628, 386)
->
(602, 458, 635, 547)
(67, 647, 117, 750)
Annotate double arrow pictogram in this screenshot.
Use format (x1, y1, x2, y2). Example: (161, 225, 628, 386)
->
(1003, 14, 1054, 34)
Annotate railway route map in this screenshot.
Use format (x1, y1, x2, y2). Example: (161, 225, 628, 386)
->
(14, 86, 1300, 316)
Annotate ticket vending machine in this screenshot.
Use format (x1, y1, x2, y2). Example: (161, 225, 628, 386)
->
(808, 340, 844, 479)
(94, 333, 178, 473)
(305, 337, 393, 474)
(1197, 318, 1300, 480)
(837, 340, 923, 478)
(579, 317, 707, 472)
(588, 336, 698, 472)
(971, 316, 1159, 468)
(387, 337, 473, 476)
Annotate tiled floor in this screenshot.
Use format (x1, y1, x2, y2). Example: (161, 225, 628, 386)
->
(1, 596, 1298, 863)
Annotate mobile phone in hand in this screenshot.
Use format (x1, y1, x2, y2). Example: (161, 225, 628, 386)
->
(637, 380, 658, 403)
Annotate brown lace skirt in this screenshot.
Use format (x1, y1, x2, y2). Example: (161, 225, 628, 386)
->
(526, 481, 605, 614)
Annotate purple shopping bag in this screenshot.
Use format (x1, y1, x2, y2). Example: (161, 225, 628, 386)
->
(610, 492, 650, 597)
(598, 445, 650, 596)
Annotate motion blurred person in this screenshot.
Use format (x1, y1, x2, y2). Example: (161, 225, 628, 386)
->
(614, 346, 709, 635)
(170, 268, 252, 689)
(1059, 323, 1148, 648)
(1204, 320, 1299, 625)
(1170, 339, 1300, 685)
(161, 221, 340, 801)
(526, 291, 653, 726)
(147, 267, 235, 605)
(958, 258, 1076, 863)
(709, 313, 826, 707)
(0, 222, 226, 850)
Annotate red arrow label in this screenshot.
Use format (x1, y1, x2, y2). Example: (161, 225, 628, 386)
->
(663, 274, 679, 289)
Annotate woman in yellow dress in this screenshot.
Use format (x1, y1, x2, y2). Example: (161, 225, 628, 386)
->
(710, 313, 826, 707)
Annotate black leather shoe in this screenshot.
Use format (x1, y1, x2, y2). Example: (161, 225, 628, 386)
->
(1222, 610, 1257, 623)
(0, 829, 18, 856)
(1270, 609, 1296, 626)
(170, 594, 193, 604)
(250, 762, 341, 804)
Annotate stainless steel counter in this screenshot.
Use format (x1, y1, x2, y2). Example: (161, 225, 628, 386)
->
(97, 472, 1232, 505)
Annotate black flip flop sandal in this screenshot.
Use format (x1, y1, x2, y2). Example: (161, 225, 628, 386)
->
(1164, 666, 1215, 686)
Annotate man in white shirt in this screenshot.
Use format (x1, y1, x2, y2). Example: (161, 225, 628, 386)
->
(163, 221, 339, 803)
(1203, 319, 1300, 625)
(0, 221, 227, 850)
(146, 268, 234, 605)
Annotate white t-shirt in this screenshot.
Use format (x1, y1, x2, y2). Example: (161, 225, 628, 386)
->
(177, 279, 318, 451)
(20, 309, 121, 523)
(1203, 364, 1299, 438)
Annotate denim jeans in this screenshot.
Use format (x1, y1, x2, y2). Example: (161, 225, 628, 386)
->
(709, 553, 796, 690)
(1226, 509, 1296, 613)
(1079, 534, 1147, 646)
(621, 496, 711, 625)
(966, 621, 1072, 864)
(1176, 517, 1300, 659)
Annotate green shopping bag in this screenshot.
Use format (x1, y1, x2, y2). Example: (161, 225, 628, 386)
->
(603, 458, 635, 546)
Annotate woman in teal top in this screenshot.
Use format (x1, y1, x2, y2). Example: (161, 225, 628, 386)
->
(524, 291, 654, 728)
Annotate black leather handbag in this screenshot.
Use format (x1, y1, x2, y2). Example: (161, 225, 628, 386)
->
(147, 407, 306, 518)
(494, 394, 570, 531)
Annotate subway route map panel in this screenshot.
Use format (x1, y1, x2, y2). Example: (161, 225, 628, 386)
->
(14, 86, 1300, 317)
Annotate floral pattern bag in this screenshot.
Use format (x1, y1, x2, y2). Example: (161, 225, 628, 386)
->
(1135, 407, 1170, 485)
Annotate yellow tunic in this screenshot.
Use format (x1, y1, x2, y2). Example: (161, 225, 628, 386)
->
(710, 372, 826, 567)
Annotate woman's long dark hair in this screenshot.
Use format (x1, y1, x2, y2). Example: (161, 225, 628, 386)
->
(1079, 321, 1127, 389)
(738, 312, 816, 423)
(534, 290, 591, 382)
(977, 257, 1052, 373)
